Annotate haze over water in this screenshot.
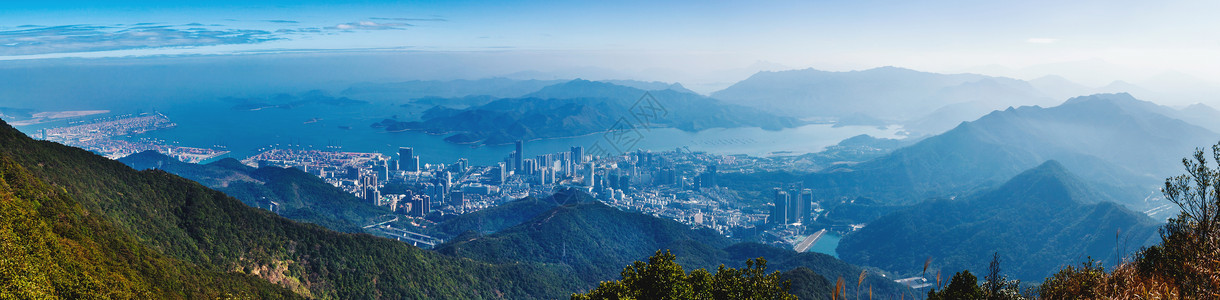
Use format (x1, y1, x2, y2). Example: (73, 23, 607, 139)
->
(72, 100, 905, 165)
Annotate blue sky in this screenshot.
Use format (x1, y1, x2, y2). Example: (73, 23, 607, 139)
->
(2, 0, 1219, 88)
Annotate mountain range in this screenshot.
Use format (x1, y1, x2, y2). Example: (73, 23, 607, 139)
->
(710, 67, 1058, 128)
(802, 93, 1218, 215)
(838, 161, 1162, 282)
(372, 79, 801, 146)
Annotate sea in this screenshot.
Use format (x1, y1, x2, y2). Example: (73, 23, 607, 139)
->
(14, 100, 907, 166)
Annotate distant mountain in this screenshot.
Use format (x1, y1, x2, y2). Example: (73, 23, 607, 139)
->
(372, 80, 801, 146)
(838, 161, 1161, 282)
(340, 78, 566, 101)
(0, 119, 580, 298)
(120, 151, 388, 233)
(1176, 103, 1220, 133)
(598, 79, 699, 95)
(222, 90, 367, 111)
(436, 188, 915, 298)
(711, 67, 1052, 123)
(905, 78, 1058, 134)
(804, 93, 1218, 212)
(0, 106, 34, 120)
(1028, 75, 1093, 101)
(1096, 80, 1157, 98)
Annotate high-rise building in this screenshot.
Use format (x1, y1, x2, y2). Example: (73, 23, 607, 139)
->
(491, 162, 506, 184)
(456, 158, 469, 173)
(786, 190, 798, 225)
(571, 146, 584, 164)
(399, 147, 420, 172)
(587, 162, 597, 187)
(522, 158, 536, 176)
(559, 152, 573, 176)
(399, 147, 413, 160)
(798, 189, 814, 223)
(449, 191, 465, 211)
(409, 194, 431, 217)
(699, 164, 718, 188)
(772, 188, 790, 225)
(438, 171, 451, 198)
(359, 173, 379, 204)
(514, 140, 524, 173)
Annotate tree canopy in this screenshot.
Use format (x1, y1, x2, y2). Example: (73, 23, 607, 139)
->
(572, 250, 796, 300)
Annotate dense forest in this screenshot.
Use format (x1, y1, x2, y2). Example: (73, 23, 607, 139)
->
(0, 119, 582, 298)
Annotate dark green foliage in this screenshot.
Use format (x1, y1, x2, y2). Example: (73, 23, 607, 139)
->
(721, 244, 916, 299)
(0, 119, 581, 299)
(435, 190, 591, 236)
(436, 192, 913, 299)
(927, 271, 984, 300)
(572, 250, 797, 300)
(780, 268, 834, 300)
(1036, 258, 1107, 299)
(0, 154, 298, 299)
(120, 151, 389, 233)
(437, 199, 731, 286)
(839, 161, 1161, 282)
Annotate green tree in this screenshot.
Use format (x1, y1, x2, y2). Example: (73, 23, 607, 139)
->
(982, 253, 1025, 300)
(1138, 144, 1220, 296)
(573, 250, 797, 300)
(927, 270, 984, 300)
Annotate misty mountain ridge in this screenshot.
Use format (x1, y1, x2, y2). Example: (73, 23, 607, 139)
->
(838, 161, 1161, 282)
(710, 66, 1056, 128)
(804, 93, 1217, 213)
(372, 79, 800, 145)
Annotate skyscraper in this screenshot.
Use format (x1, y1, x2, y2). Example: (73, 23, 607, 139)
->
(409, 194, 431, 218)
(399, 147, 413, 161)
(772, 188, 790, 225)
(798, 189, 814, 223)
(492, 162, 506, 184)
(570, 146, 584, 164)
(522, 159, 537, 176)
(399, 147, 419, 172)
(514, 140, 524, 173)
(587, 162, 597, 187)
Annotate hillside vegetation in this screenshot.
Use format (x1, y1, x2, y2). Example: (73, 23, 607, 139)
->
(0, 118, 581, 299)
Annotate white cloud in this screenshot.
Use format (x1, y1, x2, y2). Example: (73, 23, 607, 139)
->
(1026, 38, 1058, 44)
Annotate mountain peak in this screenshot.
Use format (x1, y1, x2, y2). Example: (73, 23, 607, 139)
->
(525, 79, 643, 99)
(985, 160, 1101, 208)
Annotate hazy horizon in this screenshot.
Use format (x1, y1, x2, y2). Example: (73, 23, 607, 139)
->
(3, 0, 1220, 99)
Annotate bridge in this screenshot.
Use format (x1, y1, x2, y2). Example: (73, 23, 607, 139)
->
(794, 229, 827, 253)
(369, 225, 444, 248)
(363, 214, 400, 229)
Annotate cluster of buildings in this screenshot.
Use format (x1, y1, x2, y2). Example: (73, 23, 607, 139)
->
(36, 113, 229, 163)
(245, 138, 796, 238)
(769, 188, 820, 226)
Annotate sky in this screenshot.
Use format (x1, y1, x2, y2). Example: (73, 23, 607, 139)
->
(2, 0, 1220, 91)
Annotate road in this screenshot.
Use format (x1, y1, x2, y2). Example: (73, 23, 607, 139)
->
(794, 229, 827, 253)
